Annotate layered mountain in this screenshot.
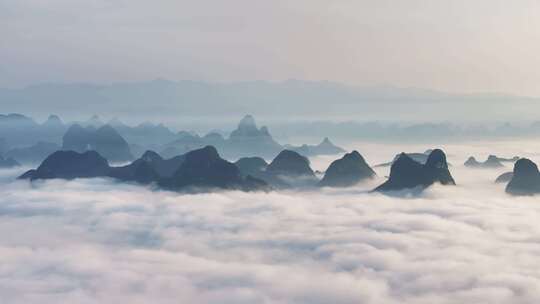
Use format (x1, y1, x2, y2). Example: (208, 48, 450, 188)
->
(159, 146, 268, 191)
(19, 150, 110, 180)
(92, 125, 134, 162)
(4, 142, 60, 164)
(374, 149, 455, 192)
(19, 146, 268, 192)
(286, 137, 345, 157)
(506, 159, 540, 195)
(222, 115, 283, 159)
(109, 150, 185, 183)
(235, 157, 268, 178)
(464, 155, 505, 168)
(319, 151, 376, 187)
(113, 120, 179, 150)
(160, 132, 205, 159)
(0, 113, 67, 147)
(232, 150, 319, 188)
(159, 115, 288, 160)
(266, 150, 316, 178)
(62, 124, 133, 163)
(374, 150, 432, 167)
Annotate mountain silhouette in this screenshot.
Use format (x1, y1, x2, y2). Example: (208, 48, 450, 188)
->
(4, 141, 60, 164)
(266, 150, 315, 178)
(319, 151, 375, 187)
(235, 157, 268, 178)
(62, 124, 133, 162)
(286, 137, 345, 157)
(374, 149, 455, 192)
(464, 155, 504, 168)
(159, 146, 268, 191)
(506, 158, 540, 195)
(19, 150, 110, 180)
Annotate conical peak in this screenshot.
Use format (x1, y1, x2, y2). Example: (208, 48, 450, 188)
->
(513, 158, 539, 176)
(425, 149, 448, 169)
(343, 150, 363, 161)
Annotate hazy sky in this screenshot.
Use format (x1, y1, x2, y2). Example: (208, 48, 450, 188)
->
(2, 0, 540, 95)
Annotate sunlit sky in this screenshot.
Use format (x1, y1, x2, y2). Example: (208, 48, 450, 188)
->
(2, 0, 540, 95)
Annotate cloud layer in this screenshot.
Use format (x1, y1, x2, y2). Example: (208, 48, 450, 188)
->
(2, 141, 540, 303)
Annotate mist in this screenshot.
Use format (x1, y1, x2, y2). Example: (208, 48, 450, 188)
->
(2, 141, 540, 303)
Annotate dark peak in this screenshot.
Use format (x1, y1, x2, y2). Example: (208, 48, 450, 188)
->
(235, 156, 268, 166)
(513, 158, 539, 176)
(467, 156, 477, 162)
(506, 158, 540, 195)
(81, 150, 104, 159)
(425, 149, 448, 169)
(141, 150, 163, 162)
(235, 156, 268, 169)
(392, 152, 422, 168)
(395, 152, 416, 164)
(375, 149, 455, 192)
(343, 150, 363, 161)
(321, 137, 332, 145)
(319, 150, 375, 187)
(267, 149, 314, 177)
(19, 150, 110, 180)
(274, 149, 309, 163)
(185, 145, 220, 161)
(343, 151, 369, 166)
(45, 150, 108, 165)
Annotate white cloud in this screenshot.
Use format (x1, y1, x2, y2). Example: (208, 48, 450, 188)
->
(1, 141, 540, 303)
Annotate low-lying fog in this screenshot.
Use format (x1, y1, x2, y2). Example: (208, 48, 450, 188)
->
(2, 140, 540, 304)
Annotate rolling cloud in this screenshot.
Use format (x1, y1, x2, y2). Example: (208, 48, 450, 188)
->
(1, 140, 540, 303)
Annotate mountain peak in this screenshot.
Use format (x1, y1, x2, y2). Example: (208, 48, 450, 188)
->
(238, 115, 257, 129)
(425, 149, 448, 169)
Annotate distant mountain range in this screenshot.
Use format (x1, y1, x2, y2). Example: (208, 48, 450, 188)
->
(0, 112, 345, 165)
(1, 79, 539, 122)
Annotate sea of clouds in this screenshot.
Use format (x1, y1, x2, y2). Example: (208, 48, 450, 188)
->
(2, 140, 540, 303)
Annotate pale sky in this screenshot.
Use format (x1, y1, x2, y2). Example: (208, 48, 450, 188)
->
(2, 0, 540, 95)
